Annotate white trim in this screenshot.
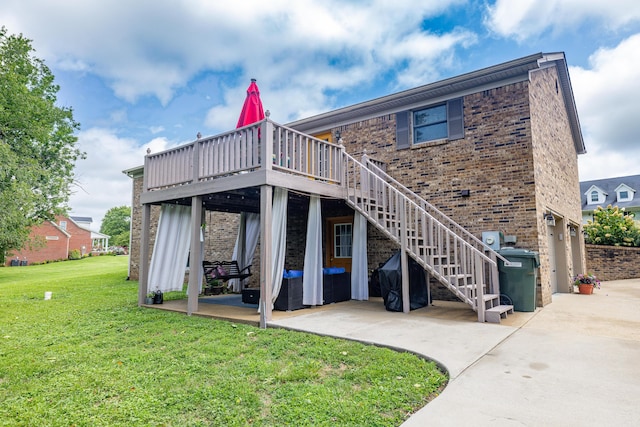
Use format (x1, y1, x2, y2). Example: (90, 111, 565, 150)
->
(584, 185, 606, 205)
(614, 183, 635, 202)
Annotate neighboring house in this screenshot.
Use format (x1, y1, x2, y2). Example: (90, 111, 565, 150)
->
(126, 52, 586, 324)
(580, 175, 640, 223)
(6, 216, 94, 265)
(69, 216, 111, 252)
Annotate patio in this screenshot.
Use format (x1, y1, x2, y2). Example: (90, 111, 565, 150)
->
(143, 294, 533, 328)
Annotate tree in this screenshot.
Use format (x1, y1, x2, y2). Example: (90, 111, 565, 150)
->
(0, 27, 83, 262)
(100, 206, 131, 248)
(584, 205, 640, 247)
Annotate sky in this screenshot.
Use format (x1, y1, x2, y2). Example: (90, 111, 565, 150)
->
(2, 0, 640, 231)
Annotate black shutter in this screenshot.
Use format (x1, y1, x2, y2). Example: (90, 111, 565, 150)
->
(447, 98, 464, 140)
(396, 111, 410, 149)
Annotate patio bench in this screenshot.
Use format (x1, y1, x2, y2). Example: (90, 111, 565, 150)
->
(202, 260, 252, 284)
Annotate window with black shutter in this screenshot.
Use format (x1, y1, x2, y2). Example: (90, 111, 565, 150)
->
(398, 97, 464, 149)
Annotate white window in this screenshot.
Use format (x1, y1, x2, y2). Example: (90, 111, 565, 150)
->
(333, 223, 352, 258)
(59, 221, 67, 230)
(585, 186, 606, 205)
(615, 184, 634, 202)
(413, 104, 447, 143)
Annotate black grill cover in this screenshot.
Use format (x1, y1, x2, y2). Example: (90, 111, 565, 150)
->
(377, 251, 429, 312)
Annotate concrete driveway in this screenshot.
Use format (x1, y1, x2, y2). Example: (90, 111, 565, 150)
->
(270, 279, 640, 426)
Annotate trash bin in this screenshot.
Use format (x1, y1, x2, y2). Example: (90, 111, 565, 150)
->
(497, 248, 540, 312)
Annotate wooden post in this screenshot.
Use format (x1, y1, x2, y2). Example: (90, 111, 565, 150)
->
(187, 196, 203, 315)
(192, 139, 200, 184)
(400, 198, 410, 313)
(260, 185, 273, 328)
(139, 203, 151, 306)
(261, 118, 273, 172)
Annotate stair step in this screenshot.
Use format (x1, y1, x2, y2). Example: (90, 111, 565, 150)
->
(485, 305, 514, 324)
(483, 293, 500, 302)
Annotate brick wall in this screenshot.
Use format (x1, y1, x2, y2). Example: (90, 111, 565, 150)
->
(65, 218, 93, 256)
(585, 244, 640, 281)
(5, 215, 94, 266)
(529, 66, 585, 304)
(6, 221, 68, 265)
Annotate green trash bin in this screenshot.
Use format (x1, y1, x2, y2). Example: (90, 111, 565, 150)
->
(497, 248, 540, 312)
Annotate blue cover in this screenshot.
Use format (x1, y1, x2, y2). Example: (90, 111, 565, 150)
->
(322, 267, 346, 275)
(283, 269, 303, 278)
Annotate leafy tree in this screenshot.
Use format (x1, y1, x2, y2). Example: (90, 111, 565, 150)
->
(100, 206, 131, 248)
(584, 205, 640, 247)
(0, 27, 83, 262)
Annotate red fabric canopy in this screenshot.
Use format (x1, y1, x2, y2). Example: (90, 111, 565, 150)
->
(236, 78, 265, 128)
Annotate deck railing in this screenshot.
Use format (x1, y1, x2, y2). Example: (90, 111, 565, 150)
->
(144, 118, 342, 191)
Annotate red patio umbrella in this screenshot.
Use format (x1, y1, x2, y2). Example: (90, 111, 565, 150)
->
(236, 78, 265, 128)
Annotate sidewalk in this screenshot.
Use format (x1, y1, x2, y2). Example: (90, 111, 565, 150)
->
(270, 279, 640, 426)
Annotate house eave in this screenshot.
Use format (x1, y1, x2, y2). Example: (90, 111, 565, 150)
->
(287, 52, 587, 156)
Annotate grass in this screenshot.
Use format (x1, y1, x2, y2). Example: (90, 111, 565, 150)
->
(0, 256, 447, 426)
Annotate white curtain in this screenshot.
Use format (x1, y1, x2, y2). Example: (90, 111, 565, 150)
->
(269, 188, 288, 307)
(148, 204, 192, 293)
(198, 226, 204, 293)
(351, 211, 369, 300)
(303, 196, 323, 305)
(229, 212, 260, 292)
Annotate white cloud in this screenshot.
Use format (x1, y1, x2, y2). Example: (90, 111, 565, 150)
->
(570, 33, 640, 179)
(69, 128, 183, 230)
(1, 0, 471, 109)
(485, 0, 640, 40)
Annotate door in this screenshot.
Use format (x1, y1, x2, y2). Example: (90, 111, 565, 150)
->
(325, 216, 353, 272)
(547, 223, 558, 293)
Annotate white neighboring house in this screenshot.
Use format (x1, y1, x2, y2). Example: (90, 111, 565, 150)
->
(580, 175, 640, 224)
(69, 216, 110, 252)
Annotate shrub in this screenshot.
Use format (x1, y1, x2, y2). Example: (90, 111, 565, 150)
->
(584, 205, 640, 247)
(68, 249, 82, 260)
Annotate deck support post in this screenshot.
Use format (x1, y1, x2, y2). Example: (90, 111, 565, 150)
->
(138, 203, 151, 306)
(259, 185, 273, 328)
(187, 196, 203, 315)
(400, 198, 410, 313)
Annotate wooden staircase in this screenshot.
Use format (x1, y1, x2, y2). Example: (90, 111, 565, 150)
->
(341, 151, 514, 323)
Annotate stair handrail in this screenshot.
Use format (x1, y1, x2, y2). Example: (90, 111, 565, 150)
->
(361, 154, 511, 266)
(342, 150, 497, 319)
(345, 152, 496, 265)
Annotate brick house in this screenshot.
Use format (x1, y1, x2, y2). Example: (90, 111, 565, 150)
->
(6, 216, 93, 265)
(126, 52, 586, 325)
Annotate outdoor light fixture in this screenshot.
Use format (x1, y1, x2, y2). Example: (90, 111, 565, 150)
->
(335, 130, 341, 141)
(544, 212, 556, 226)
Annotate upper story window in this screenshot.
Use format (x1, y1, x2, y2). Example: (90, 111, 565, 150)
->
(585, 185, 606, 205)
(413, 104, 447, 143)
(396, 97, 464, 149)
(59, 221, 67, 230)
(615, 184, 635, 202)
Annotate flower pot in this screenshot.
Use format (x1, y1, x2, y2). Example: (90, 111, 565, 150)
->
(144, 297, 154, 304)
(578, 284, 594, 295)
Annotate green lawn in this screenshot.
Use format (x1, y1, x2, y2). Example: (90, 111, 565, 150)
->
(0, 256, 447, 426)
